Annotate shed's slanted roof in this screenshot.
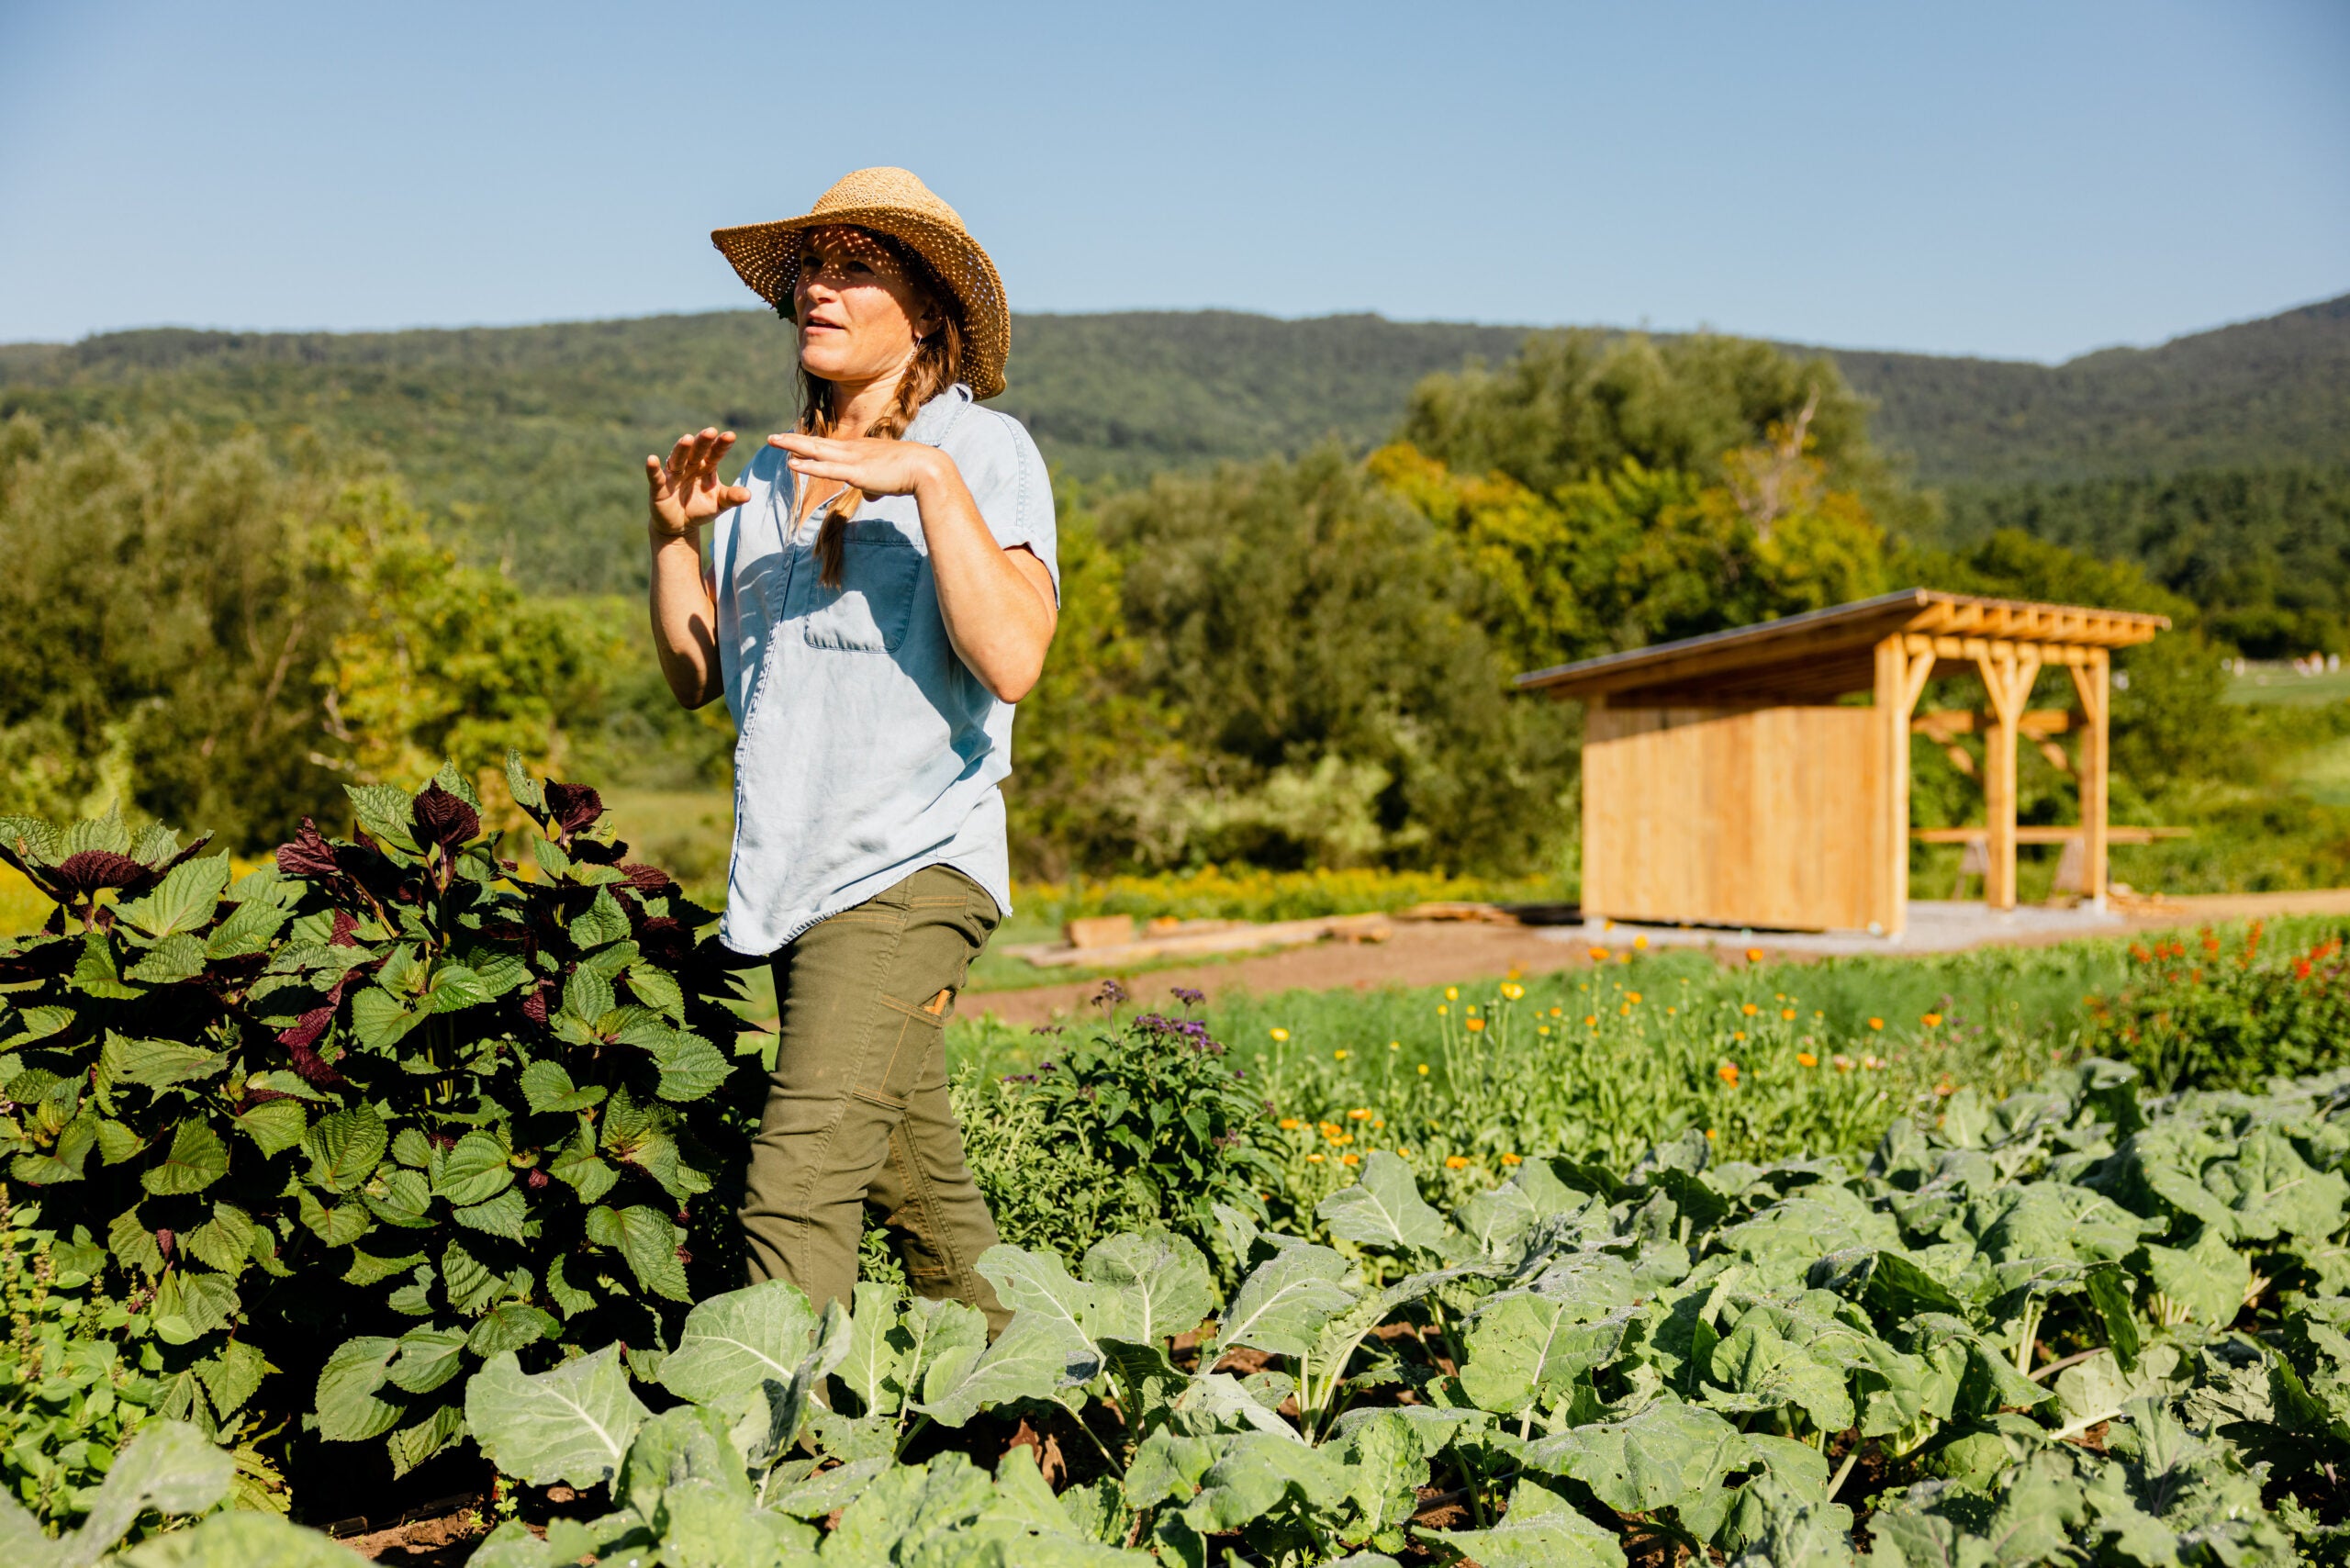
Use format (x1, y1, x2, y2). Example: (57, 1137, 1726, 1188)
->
(1514, 589, 2169, 707)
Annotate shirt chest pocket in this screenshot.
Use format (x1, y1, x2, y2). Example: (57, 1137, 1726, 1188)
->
(800, 521, 923, 653)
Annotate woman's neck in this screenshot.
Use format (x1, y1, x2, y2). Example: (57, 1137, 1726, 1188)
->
(826, 365, 908, 439)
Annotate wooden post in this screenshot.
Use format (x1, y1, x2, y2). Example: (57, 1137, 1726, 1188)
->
(1875, 635, 1936, 936)
(1974, 644, 2042, 911)
(1581, 693, 1607, 916)
(2069, 648, 2110, 906)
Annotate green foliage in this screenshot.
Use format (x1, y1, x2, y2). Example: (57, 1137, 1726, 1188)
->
(0, 1417, 237, 1566)
(2093, 924, 2350, 1092)
(462, 1059, 2350, 1563)
(1101, 446, 1576, 873)
(0, 761, 760, 1487)
(957, 993, 1279, 1278)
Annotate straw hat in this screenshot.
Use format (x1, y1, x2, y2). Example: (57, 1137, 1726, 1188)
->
(711, 168, 1010, 399)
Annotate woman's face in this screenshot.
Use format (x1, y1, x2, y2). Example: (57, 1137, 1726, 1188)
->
(791, 226, 938, 386)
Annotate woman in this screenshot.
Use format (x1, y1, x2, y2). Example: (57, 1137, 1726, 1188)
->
(643, 168, 1058, 1332)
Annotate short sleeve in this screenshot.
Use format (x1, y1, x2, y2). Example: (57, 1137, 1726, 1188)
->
(945, 410, 1059, 605)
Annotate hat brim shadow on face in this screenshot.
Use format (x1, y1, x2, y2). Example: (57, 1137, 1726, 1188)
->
(712, 193, 1008, 400)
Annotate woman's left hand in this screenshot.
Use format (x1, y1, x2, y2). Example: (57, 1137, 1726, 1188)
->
(767, 432, 945, 497)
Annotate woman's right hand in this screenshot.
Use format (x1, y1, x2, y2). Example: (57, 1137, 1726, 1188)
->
(646, 428, 751, 539)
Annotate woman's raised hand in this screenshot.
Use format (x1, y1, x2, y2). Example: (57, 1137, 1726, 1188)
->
(646, 429, 751, 538)
(768, 432, 947, 498)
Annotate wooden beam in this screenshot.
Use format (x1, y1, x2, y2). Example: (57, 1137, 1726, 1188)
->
(1973, 643, 2042, 910)
(2071, 650, 2111, 905)
(1874, 635, 1933, 936)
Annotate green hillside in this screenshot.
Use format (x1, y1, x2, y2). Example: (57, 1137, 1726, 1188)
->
(2, 294, 2343, 593)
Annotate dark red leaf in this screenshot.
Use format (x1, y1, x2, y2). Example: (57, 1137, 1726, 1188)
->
(520, 983, 550, 1025)
(410, 784, 481, 854)
(569, 837, 623, 866)
(620, 864, 675, 893)
(276, 819, 341, 880)
(544, 782, 603, 834)
(329, 910, 359, 947)
(52, 851, 152, 897)
(634, 917, 688, 966)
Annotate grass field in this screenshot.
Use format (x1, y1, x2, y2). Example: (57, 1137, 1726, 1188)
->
(2225, 662, 2350, 705)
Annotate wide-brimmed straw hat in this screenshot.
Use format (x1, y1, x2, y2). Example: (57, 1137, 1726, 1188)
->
(711, 167, 1010, 399)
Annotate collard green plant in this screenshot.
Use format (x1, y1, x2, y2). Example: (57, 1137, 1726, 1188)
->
(0, 756, 762, 1483)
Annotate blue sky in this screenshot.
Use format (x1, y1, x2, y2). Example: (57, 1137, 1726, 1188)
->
(2, 0, 2344, 362)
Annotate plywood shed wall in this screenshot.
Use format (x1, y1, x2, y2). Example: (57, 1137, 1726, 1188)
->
(1517, 589, 2169, 935)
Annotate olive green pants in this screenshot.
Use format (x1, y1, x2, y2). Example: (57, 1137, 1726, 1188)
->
(738, 865, 1009, 1334)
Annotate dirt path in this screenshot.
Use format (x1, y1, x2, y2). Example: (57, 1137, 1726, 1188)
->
(962, 890, 2350, 1028)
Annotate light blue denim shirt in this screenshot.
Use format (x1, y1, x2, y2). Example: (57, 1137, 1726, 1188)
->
(708, 384, 1058, 955)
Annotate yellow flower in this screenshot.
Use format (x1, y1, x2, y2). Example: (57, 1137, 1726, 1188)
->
(1445, 1155, 1471, 1170)
(1628, 991, 1642, 1004)
(1550, 1006, 1564, 1016)
(1279, 1117, 1302, 1130)
(1372, 1117, 1384, 1128)
(1445, 985, 1459, 1000)
(1741, 1002, 1759, 1016)
(1732, 1030, 1747, 1042)
(1705, 1127, 1716, 1139)
(1618, 1002, 1631, 1016)
(1633, 935, 1648, 949)
(1921, 1012, 1943, 1027)
(1336, 1133, 1354, 1146)
(1746, 947, 1764, 962)
(1500, 982, 1525, 1001)
(1780, 1008, 1796, 1021)
(1335, 1047, 1350, 1059)
(1500, 1152, 1522, 1166)
(1320, 1121, 1342, 1139)
(1348, 1107, 1372, 1121)
(1270, 1026, 1289, 1042)
(1537, 1025, 1550, 1036)
(1341, 1152, 1360, 1166)
(1796, 1052, 1818, 1068)
(1666, 1006, 1676, 1015)
(1416, 1063, 1431, 1076)
(1308, 1153, 1326, 1164)
(1465, 1017, 1485, 1033)
(1388, 1040, 1401, 1051)
(1774, 992, 1786, 1001)
(1399, 1147, 1413, 1158)
(1466, 1003, 1480, 1015)
(1584, 1015, 1598, 1027)
(1867, 1017, 1885, 1031)
(1437, 1005, 1449, 1016)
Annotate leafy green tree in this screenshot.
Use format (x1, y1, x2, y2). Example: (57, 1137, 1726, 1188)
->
(1102, 447, 1573, 873)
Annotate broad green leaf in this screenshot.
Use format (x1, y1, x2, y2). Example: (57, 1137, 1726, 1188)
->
(1339, 1408, 1427, 1544)
(453, 1188, 528, 1239)
(362, 1167, 434, 1228)
(119, 1511, 354, 1568)
(1083, 1229, 1216, 1346)
(839, 1280, 906, 1418)
(347, 783, 421, 849)
(345, 1245, 428, 1286)
(426, 965, 494, 1014)
(562, 965, 615, 1024)
(916, 1306, 1091, 1427)
(125, 934, 207, 986)
(151, 1264, 240, 1342)
(649, 1031, 731, 1102)
(100, 1035, 224, 1091)
(546, 1253, 597, 1318)
(979, 1245, 1101, 1359)
(1419, 1479, 1624, 1568)
(464, 1345, 650, 1489)
(1180, 1432, 1350, 1535)
(297, 1187, 374, 1248)
(109, 1205, 165, 1277)
(519, 1059, 605, 1114)
(442, 1238, 504, 1314)
(1317, 1151, 1451, 1252)
(569, 890, 632, 950)
(626, 964, 685, 1019)
(141, 1119, 229, 1195)
(1707, 1313, 1856, 1432)
(2143, 1227, 2252, 1328)
(822, 1452, 997, 1562)
(466, 1302, 560, 1357)
(659, 1276, 821, 1409)
(549, 1126, 619, 1203)
(1514, 1399, 1750, 1517)
(303, 1104, 387, 1193)
(1214, 1243, 1357, 1358)
(316, 1336, 405, 1441)
(114, 854, 230, 938)
(232, 1099, 308, 1158)
(387, 1327, 470, 1394)
(767, 1454, 890, 1520)
(61, 1420, 235, 1568)
(350, 986, 421, 1051)
(182, 1203, 257, 1277)
(386, 1406, 468, 1478)
(505, 750, 545, 813)
(1460, 1296, 1634, 1415)
(618, 1406, 750, 1518)
(193, 1339, 273, 1421)
(585, 1204, 689, 1301)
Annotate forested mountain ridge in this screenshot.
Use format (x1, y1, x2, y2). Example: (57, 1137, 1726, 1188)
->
(2, 293, 2342, 592)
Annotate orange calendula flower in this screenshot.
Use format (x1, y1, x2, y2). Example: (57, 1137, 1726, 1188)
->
(1731, 1029, 1747, 1042)
(1584, 1015, 1599, 1027)
(1279, 1117, 1302, 1131)
(1319, 1122, 1343, 1139)
(1745, 947, 1764, 962)
(1465, 1017, 1485, 1033)
(1741, 1002, 1759, 1016)
(1500, 982, 1525, 1001)
(1348, 1107, 1372, 1121)
(1718, 1062, 1740, 1085)
(1550, 1006, 1563, 1017)
(1341, 1152, 1360, 1166)
(1589, 946, 1610, 962)
(1445, 1155, 1471, 1170)
(1921, 1012, 1943, 1027)
(1705, 1127, 1717, 1139)
(1780, 1009, 1796, 1021)
(1797, 1052, 1818, 1068)
(1867, 1017, 1885, 1031)
(1501, 1151, 1522, 1166)
(1628, 991, 1642, 1004)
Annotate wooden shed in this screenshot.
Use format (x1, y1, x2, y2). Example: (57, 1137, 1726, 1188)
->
(1515, 589, 2169, 936)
